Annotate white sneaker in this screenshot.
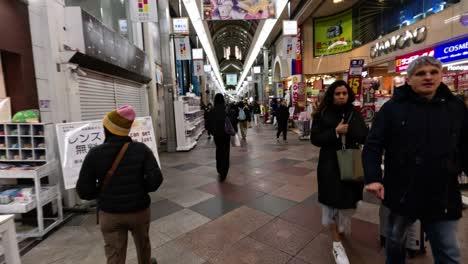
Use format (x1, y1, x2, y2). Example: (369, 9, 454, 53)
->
(332, 242, 350, 264)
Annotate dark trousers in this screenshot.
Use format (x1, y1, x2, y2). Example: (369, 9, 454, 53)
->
(215, 137, 230, 177)
(100, 208, 152, 264)
(385, 211, 460, 264)
(276, 122, 287, 140)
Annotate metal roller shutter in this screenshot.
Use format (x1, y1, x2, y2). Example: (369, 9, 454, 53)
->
(115, 79, 145, 117)
(77, 70, 147, 121)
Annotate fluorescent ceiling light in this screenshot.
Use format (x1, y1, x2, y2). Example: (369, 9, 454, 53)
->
(236, 0, 289, 95)
(182, 0, 225, 93)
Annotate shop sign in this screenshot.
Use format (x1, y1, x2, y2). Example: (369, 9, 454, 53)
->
(173, 18, 189, 35)
(192, 48, 204, 60)
(284, 37, 296, 59)
(129, 0, 158, 22)
(434, 37, 468, 64)
(370, 26, 427, 58)
(56, 117, 160, 190)
(347, 75, 362, 95)
(349, 59, 365, 76)
(395, 47, 435, 72)
(283, 20, 298, 36)
(448, 65, 468, 71)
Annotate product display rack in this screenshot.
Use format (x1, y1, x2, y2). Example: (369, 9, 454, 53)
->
(174, 94, 205, 151)
(0, 123, 63, 242)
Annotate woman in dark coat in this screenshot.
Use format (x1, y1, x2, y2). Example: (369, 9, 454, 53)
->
(210, 93, 231, 182)
(276, 99, 290, 143)
(310, 80, 367, 264)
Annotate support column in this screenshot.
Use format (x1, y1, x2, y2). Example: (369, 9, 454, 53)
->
(263, 47, 269, 105)
(142, 23, 159, 144)
(158, 0, 177, 152)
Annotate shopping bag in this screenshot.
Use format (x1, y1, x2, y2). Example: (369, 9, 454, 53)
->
(231, 134, 241, 147)
(336, 136, 364, 182)
(224, 118, 236, 136)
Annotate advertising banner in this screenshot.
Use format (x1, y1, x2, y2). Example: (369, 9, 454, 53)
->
(284, 37, 296, 59)
(56, 117, 160, 190)
(203, 0, 275, 20)
(174, 36, 192, 60)
(193, 60, 204, 76)
(130, 0, 158, 22)
(314, 10, 353, 57)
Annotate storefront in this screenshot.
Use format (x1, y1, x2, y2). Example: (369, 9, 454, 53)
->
(63, 8, 151, 121)
(0, 1, 38, 114)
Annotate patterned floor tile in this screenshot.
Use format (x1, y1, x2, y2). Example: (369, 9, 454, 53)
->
(209, 237, 292, 264)
(249, 218, 317, 255)
(167, 189, 215, 208)
(150, 199, 185, 222)
(246, 178, 286, 193)
(189, 196, 241, 219)
(151, 209, 211, 239)
(172, 162, 202, 171)
(247, 194, 297, 216)
(271, 184, 315, 202)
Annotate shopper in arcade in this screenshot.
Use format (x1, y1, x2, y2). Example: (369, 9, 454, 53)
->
(276, 99, 290, 144)
(363, 56, 468, 264)
(237, 101, 251, 140)
(77, 105, 163, 264)
(210, 93, 231, 182)
(310, 80, 367, 264)
(204, 103, 213, 139)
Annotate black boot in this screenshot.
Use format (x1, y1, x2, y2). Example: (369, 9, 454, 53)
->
(151, 257, 158, 264)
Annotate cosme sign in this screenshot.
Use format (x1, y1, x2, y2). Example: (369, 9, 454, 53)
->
(370, 26, 427, 58)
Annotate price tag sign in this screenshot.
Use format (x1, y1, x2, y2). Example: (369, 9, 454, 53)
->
(347, 76, 362, 95)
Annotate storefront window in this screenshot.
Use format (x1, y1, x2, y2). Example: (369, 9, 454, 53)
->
(352, 0, 460, 48)
(66, 0, 134, 43)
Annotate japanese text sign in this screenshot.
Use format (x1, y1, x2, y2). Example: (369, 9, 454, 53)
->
(395, 47, 435, 72)
(56, 117, 160, 190)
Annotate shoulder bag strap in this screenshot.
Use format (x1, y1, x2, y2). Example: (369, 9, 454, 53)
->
(100, 142, 130, 192)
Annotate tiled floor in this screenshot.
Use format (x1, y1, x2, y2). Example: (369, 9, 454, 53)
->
(21, 124, 468, 263)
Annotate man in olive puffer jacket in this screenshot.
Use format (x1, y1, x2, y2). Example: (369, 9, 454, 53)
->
(77, 105, 163, 264)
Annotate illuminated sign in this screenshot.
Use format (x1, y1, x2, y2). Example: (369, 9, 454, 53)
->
(434, 37, 468, 64)
(395, 47, 435, 72)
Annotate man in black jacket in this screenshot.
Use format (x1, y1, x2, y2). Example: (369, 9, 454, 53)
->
(363, 56, 468, 264)
(77, 105, 163, 264)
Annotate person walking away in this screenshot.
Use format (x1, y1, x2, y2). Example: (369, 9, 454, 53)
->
(238, 101, 251, 140)
(271, 98, 279, 127)
(228, 103, 239, 135)
(77, 105, 163, 264)
(210, 93, 231, 182)
(204, 103, 213, 139)
(363, 56, 468, 264)
(310, 80, 367, 264)
(252, 100, 261, 127)
(276, 99, 290, 144)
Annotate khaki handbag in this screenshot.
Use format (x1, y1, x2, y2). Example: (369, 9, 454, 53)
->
(336, 135, 364, 182)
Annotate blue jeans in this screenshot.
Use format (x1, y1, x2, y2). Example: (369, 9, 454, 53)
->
(385, 212, 460, 264)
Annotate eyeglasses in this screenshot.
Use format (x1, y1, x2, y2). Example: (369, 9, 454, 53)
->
(334, 92, 348, 96)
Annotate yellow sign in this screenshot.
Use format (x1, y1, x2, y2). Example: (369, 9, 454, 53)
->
(314, 10, 353, 57)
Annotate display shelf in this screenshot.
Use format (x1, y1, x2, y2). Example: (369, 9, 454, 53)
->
(0, 160, 57, 179)
(0, 186, 58, 214)
(184, 109, 204, 115)
(174, 96, 204, 152)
